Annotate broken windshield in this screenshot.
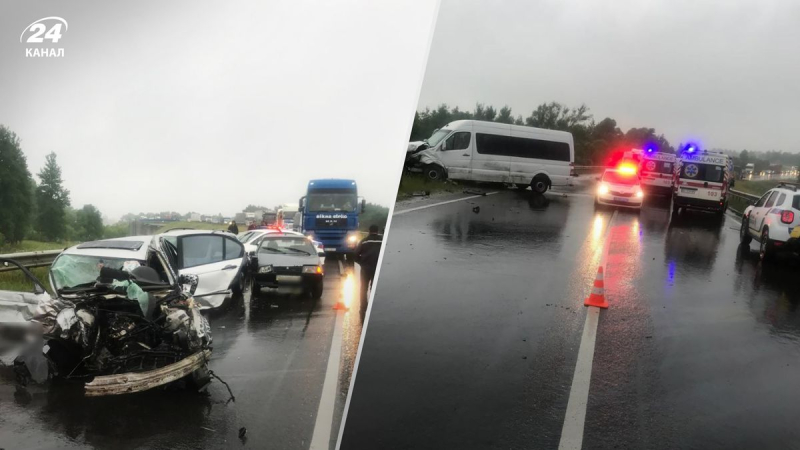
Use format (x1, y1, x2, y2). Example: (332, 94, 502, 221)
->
(426, 128, 451, 147)
(50, 254, 145, 292)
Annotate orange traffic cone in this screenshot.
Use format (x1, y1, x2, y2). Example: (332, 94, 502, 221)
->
(584, 266, 609, 309)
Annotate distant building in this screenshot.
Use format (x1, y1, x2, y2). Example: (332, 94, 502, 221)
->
(188, 213, 201, 222)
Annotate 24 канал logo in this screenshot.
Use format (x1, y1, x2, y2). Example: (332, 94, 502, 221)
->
(20, 17, 68, 58)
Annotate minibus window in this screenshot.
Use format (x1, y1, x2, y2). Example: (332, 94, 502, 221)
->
(475, 133, 570, 161)
(444, 132, 471, 151)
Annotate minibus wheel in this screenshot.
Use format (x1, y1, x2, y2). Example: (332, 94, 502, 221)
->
(531, 175, 550, 194)
(424, 164, 445, 181)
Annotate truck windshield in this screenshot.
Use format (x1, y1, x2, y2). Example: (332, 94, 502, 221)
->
(307, 193, 357, 212)
(426, 128, 451, 147)
(681, 163, 724, 183)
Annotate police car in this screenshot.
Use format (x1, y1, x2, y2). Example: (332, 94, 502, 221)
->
(741, 183, 800, 261)
(595, 163, 644, 209)
(672, 146, 732, 216)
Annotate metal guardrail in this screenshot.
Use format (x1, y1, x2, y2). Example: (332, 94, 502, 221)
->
(727, 189, 760, 216)
(0, 249, 61, 273)
(573, 165, 605, 175)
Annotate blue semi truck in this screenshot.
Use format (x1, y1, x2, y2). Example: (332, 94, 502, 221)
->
(299, 179, 365, 259)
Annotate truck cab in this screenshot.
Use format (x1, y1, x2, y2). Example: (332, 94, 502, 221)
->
(298, 179, 366, 259)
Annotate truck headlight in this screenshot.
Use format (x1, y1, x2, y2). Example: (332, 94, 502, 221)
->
(303, 265, 323, 274)
(347, 235, 358, 244)
(258, 265, 273, 274)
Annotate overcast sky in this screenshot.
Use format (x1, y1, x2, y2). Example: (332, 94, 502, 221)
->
(1, 1, 439, 221)
(418, 0, 800, 153)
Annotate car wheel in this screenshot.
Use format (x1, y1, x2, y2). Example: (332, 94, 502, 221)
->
(424, 164, 445, 181)
(740, 216, 752, 244)
(310, 280, 324, 300)
(760, 228, 774, 262)
(530, 175, 549, 194)
(671, 203, 680, 218)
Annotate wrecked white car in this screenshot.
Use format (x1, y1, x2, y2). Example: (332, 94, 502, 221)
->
(6, 235, 219, 396)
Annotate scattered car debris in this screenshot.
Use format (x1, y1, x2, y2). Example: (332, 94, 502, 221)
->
(472, 206, 481, 213)
(463, 188, 487, 196)
(411, 190, 430, 197)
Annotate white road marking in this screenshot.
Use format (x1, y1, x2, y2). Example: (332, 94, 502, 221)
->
(558, 210, 615, 450)
(309, 299, 345, 450)
(337, 260, 345, 276)
(393, 191, 500, 216)
(559, 307, 601, 450)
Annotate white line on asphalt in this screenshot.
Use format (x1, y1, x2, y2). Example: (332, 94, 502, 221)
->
(559, 307, 600, 450)
(558, 210, 616, 450)
(393, 191, 500, 216)
(550, 191, 594, 199)
(309, 305, 345, 450)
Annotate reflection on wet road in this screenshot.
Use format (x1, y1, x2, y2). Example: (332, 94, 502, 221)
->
(341, 187, 800, 450)
(0, 260, 364, 450)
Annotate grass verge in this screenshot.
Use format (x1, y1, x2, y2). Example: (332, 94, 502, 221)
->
(0, 266, 52, 293)
(396, 173, 460, 200)
(733, 179, 795, 197)
(0, 240, 73, 254)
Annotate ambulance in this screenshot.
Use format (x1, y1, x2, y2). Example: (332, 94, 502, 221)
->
(672, 145, 733, 216)
(639, 149, 677, 196)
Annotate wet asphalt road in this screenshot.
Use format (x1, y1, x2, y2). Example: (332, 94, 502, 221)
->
(0, 260, 364, 450)
(341, 183, 800, 450)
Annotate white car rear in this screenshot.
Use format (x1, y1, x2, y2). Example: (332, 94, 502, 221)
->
(740, 183, 800, 260)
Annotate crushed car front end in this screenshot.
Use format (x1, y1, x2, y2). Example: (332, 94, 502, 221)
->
(15, 236, 214, 396)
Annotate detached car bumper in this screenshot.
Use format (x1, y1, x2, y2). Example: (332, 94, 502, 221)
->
(84, 349, 211, 397)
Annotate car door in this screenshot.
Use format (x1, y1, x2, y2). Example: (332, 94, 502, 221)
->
(0, 259, 51, 325)
(438, 130, 473, 180)
(750, 190, 777, 235)
(176, 234, 244, 309)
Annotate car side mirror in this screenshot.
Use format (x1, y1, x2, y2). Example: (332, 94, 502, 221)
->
(441, 140, 448, 151)
(178, 274, 199, 294)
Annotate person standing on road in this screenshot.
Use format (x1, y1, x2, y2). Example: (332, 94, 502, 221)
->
(354, 224, 383, 317)
(228, 220, 239, 235)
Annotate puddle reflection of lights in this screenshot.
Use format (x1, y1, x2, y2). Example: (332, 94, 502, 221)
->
(668, 260, 676, 284)
(342, 273, 355, 309)
(592, 216, 605, 241)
